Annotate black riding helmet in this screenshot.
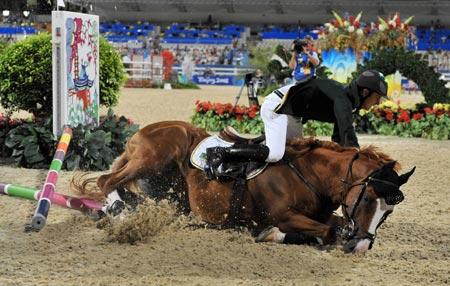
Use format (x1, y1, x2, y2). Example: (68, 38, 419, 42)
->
(356, 70, 388, 98)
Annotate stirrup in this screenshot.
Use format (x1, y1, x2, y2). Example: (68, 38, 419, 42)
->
(204, 162, 216, 180)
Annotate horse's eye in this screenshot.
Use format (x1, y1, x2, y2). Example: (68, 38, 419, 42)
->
(364, 197, 370, 202)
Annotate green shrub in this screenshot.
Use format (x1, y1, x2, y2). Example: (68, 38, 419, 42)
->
(0, 34, 125, 118)
(0, 34, 53, 118)
(3, 109, 139, 170)
(0, 40, 9, 54)
(169, 81, 200, 89)
(0, 115, 25, 157)
(64, 110, 138, 170)
(5, 118, 56, 168)
(99, 36, 126, 107)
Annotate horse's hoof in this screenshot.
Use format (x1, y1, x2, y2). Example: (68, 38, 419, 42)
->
(255, 226, 281, 243)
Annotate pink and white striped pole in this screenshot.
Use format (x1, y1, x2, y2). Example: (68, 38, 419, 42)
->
(31, 126, 72, 231)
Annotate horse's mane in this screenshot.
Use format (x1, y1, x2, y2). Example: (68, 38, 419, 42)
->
(286, 137, 400, 170)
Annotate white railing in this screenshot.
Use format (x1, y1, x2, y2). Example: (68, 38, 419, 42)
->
(123, 60, 252, 80)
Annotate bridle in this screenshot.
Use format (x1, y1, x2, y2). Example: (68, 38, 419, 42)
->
(339, 153, 402, 247)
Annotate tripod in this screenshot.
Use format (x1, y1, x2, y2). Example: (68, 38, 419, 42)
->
(234, 73, 261, 107)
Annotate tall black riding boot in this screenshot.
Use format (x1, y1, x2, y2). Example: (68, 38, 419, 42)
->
(204, 144, 270, 180)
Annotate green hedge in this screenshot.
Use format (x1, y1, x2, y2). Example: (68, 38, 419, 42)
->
(353, 48, 450, 104)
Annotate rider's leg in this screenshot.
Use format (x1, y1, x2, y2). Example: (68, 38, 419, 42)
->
(204, 90, 289, 179)
(260, 92, 289, 162)
(205, 144, 269, 179)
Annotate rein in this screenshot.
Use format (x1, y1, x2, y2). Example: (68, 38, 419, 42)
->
(283, 157, 324, 201)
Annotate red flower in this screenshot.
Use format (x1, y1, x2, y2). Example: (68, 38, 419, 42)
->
(236, 114, 243, 122)
(234, 106, 245, 115)
(434, 109, 445, 116)
(127, 118, 134, 125)
(349, 15, 355, 24)
(385, 111, 394, 122)
(202, 101, 212, 112)
(225, 103, 233, 114)
(330, 19, 338, 27)
(424, 107, 433, 114)
(412, 113, 423, 121)
(214, 103, 225, 115)
(397, 110, 410, 123)
(248, 110, 257, 119)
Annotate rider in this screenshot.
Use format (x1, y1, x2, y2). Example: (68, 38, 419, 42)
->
(205, 67, 388, 180)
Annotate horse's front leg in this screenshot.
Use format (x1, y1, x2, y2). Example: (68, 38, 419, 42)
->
(325, 214, 346, 231)
(256, 212, 336, 245)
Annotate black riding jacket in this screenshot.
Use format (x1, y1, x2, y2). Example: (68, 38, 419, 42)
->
(275, 78, 361, 147)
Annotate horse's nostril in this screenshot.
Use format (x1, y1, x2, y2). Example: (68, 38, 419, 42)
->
(343, 239, 358, 253)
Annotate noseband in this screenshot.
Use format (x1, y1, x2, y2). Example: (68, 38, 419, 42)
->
(339, 153, 403, 246)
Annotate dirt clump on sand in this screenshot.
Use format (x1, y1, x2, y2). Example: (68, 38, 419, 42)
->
(99, 199, 177, 244)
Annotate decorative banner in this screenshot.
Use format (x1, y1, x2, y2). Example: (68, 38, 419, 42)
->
(52, 11, 99, 136)
(385, 71, 402, 98)
(321, 48, 358, 83)
(321, 48, 401, 98)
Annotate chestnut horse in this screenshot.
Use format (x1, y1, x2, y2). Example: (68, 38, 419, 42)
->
(76, 120, 415, 253)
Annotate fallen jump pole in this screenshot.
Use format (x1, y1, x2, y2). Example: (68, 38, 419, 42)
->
(0, 183, 104, 215)
(31, 126, 72, 231)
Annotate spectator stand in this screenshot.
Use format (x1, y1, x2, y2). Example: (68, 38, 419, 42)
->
(0, 24, 36, 41)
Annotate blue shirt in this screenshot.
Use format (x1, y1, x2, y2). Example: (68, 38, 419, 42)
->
(293, 51, 319, 83)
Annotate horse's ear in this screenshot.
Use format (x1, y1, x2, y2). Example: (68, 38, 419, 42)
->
(383, 161, 397, 170)
(399, 166, 416, 186)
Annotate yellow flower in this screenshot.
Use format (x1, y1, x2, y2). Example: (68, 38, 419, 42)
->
(359, 109, 368, 116)
(379, 100, 399, 111)
(433, 103, 443, 110)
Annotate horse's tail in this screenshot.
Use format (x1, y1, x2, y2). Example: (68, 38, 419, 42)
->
(70, 172, 106, 201)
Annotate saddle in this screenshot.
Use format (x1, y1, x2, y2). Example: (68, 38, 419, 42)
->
(219, 126, 266, 145)
(190, 126, 268, 180)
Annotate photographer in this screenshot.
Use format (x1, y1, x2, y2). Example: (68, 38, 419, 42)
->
(289, 36, 320, 83)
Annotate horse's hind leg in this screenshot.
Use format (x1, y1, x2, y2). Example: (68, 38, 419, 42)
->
(97, 159, 143, 196)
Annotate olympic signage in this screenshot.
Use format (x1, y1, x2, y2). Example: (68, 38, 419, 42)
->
(192, 75, 235, 85)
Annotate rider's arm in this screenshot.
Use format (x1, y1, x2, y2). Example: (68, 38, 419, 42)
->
(333, 98, 359, 148)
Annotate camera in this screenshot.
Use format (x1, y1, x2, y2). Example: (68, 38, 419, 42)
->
(292, 39, 308, 54)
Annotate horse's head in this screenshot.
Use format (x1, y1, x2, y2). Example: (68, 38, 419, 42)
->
(341, 161, 415, 254)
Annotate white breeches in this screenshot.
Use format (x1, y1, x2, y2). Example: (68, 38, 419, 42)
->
(260, 84, 303, 162)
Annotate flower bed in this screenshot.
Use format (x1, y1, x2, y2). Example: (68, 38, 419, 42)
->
(192, 100, 450, 140)
(358, 102, 450, 140)
(191, 101, 333, 136)
(191, 101, 263, 134)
